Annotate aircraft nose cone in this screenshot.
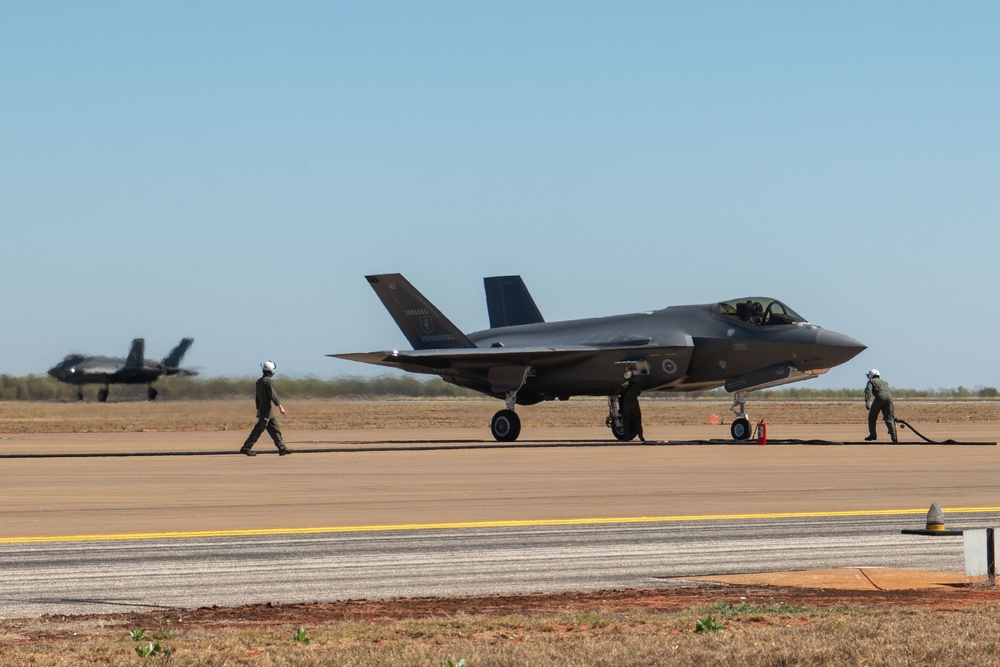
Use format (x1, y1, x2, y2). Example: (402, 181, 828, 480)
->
(48, 364, 74, 380)
(816, 329, 867, 365)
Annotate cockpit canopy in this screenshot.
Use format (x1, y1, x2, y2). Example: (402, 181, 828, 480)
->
(715, 297, 807, 327)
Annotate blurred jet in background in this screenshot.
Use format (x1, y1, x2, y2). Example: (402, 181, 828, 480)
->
(48, 338, 196, 401)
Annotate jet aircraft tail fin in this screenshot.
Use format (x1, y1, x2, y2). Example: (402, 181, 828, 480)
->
(365, 274, 476, 350)
(162, 338, 194, 368)
(484, 275, 544, 328)
(125, 338, 145, 368)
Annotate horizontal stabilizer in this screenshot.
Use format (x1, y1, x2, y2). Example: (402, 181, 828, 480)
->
(330, 341, 690, 373)
(365, 274, 475, 350)
(328, 347, 585, 372)
(484, 275, 544, 328)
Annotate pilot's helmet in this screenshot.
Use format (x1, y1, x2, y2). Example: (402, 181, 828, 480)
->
(624, 371, 633, 379)
(866, 369, 879, 379)
(262, 360, 276, 374)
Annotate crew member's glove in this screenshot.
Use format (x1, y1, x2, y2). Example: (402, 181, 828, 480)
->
(865, 404, 870, 410)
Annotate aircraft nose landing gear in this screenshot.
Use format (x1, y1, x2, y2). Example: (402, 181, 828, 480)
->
(730, 391, 752, 440)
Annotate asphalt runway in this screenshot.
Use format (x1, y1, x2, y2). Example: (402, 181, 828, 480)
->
(1, 513, 993, 618)
(0, 423, 997, 617)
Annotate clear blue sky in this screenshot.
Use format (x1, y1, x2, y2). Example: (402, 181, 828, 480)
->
(3, 2, 997, 390)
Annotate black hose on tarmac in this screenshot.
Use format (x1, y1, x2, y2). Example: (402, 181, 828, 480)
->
(895, 418, 959, 444)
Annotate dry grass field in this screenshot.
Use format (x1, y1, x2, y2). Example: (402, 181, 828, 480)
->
(5, 587, 1000, 666)
(0, 397, 997, 433)
(1, 398, 999, 665)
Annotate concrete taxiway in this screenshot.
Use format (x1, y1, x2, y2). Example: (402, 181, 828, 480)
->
(0, 423, 995, 539)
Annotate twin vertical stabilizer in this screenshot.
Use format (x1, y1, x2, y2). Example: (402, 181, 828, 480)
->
(365, 274, 476, 350)
(484, 275, 544, 328)
(125, 339, 145, 368)
(162, 337, 195, 368)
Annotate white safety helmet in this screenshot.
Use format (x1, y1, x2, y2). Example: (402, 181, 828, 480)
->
(866, 369, 879, 379)
(624, 371, 633, 379)
(262, 360, 276, 374)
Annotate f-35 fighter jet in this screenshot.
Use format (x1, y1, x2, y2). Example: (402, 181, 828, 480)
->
(48, 338, 196, 402)
(330, 274, 865, 442)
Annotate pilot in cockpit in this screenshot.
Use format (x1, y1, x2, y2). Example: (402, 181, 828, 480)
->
(738, 300, 764, 325)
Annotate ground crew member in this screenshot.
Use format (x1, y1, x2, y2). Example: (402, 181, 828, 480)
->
(614, 371, 645, 442)
(240, 360, 292, 456)
(864, 369, 897, 443)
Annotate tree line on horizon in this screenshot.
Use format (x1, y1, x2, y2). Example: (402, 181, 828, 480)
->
(0, 374, 996, 402)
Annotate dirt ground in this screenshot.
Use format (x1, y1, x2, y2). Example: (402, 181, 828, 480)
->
(15, 583, 1000, 652)
(3, 398, 999, 647)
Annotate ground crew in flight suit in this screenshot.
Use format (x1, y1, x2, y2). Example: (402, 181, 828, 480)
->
(864, 369, 897, 443)
(614, 371, 645, 442)
(240, 360, 292, 456)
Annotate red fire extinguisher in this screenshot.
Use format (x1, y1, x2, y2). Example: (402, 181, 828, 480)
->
(757, 419, 767, 446)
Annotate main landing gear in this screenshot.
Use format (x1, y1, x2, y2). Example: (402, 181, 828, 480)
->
(730, 391, 752, 440)
(84, 384, 159, 402)
(606, 396, 633, 441)
(489, 367, 531, 442)
(490, 404, 521, 442)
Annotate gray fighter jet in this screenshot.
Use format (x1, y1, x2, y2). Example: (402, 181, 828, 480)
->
(330, 274, 865, 442)
(48, 338, 196, 402)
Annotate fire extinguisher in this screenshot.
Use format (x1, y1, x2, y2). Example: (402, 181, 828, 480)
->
(756, 419, 767, 446)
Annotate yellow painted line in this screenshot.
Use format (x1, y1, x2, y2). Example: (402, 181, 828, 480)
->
(3, 506, 998, 545)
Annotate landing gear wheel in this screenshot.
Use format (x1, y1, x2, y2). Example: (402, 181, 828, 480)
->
(731, 417, 751, 440)
(491, 410, 521, 442)
(97, 388, 109, 403)
(147, 386, 158, 401)
(611, 421, 634, 441)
